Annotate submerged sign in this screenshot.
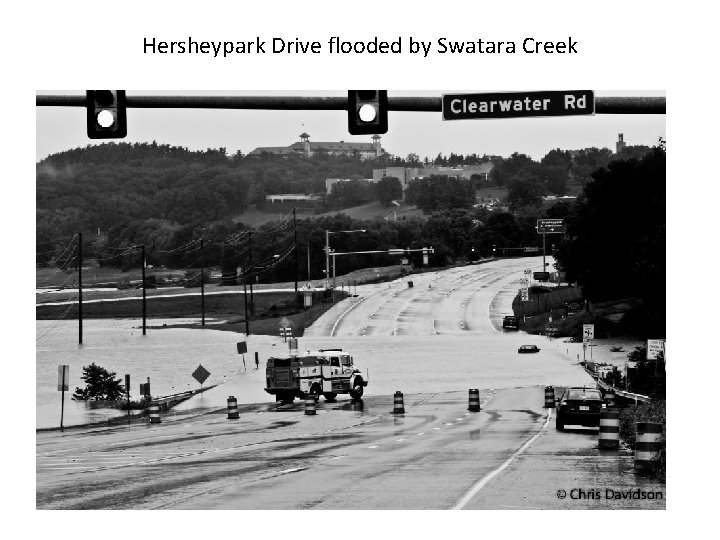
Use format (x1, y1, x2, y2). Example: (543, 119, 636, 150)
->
(442, 90, 594, 120)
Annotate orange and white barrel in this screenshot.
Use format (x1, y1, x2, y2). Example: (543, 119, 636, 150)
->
(304, 397, 316, 416)
(598, 410, 620, 449)
(392, 391, 405, 414)
(148, 403, 161, 424)
(605, 389, 616, 407)
(635, 422, 663, 474)
(227, 396, 239, 419)
(468, 389, 481, 412)
(544, 386, 555, 408)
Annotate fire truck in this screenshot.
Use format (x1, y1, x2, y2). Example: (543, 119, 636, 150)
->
(264, 349, 368, 403)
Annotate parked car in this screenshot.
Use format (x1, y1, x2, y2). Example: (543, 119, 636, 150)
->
(555, 387, 606, 431)
(517, 344, 540, 353)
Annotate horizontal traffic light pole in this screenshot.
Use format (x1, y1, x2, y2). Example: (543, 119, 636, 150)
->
(36, 95, 665, 114)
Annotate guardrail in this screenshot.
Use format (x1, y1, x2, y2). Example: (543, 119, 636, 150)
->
(591, 369, 651, 404)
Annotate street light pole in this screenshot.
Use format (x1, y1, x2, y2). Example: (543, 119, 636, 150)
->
(325, 230, 330, 289)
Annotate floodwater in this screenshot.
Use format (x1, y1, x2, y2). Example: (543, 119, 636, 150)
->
(36, 257, 594, 429)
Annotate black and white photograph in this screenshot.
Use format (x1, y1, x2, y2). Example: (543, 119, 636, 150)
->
(35, 89, 666, 510)
(15, 0, 718, 531)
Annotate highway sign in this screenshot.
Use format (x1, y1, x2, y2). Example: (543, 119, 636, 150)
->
(57, 365, 69, 391)
(583, 324, 595, 341)
(523, 247, 540, 253)
(647, 339, 665, 360)
(442, 90, 594, 121)
(537, 219, 566, 234)
(192, 364, 210, 385)
(533, 271, 550, 281)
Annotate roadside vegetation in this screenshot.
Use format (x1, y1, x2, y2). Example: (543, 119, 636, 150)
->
(619, 400, 666, 481)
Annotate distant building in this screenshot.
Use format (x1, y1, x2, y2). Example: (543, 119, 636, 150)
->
(616, 133, 627, 154)
(249, 133, 384, 159)
(325, 178, 375, 194)
(372, 163, 494, 191)
(265, 194, 320, 204)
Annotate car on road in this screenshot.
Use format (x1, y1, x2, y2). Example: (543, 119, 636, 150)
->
(555, 387, 606, 431)
(517, 344, 540, 353)
(503, 315, 519, 330)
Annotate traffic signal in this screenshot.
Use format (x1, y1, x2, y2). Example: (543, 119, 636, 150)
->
(86, 90, 127, 139)
(348, 90, 388, 135)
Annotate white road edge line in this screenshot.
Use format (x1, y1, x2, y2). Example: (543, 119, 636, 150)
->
(451, 408, 553, 510)
(330, 295, 368, 336)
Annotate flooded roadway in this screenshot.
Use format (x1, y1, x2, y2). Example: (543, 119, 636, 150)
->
(36, 257, 665, 508)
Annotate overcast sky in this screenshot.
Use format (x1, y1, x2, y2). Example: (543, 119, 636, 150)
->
(36, 90, 665, 162)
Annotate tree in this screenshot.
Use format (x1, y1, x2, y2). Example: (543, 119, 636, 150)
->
(72, 363, 127, 401)
(374, 176, 403, 206)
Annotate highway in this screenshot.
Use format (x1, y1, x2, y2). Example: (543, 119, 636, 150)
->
(36, 257, 665, 509)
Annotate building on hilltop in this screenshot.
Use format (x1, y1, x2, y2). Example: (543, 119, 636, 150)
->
(372, 163, 494, 192)
(249, 133, 384, 159)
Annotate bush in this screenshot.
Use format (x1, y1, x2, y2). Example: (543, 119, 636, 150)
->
(619, 400, 666, 481)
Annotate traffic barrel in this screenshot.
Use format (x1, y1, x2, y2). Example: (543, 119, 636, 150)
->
(392, 391, 405, 414)
(635, 422, 663, 474)
(148, 402, 161, 424)
(544, 386, 555, 408)
(598, 409, 620, 449)
(227, 396, 239, 419)
(604, 389, 616, 407)
(468, 389, 481, 412)
(304, 397, 316, 416)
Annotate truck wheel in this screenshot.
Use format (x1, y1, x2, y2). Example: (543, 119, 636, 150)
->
(309, 384, 322, 402)
(349, 379, 364, 400)
(323, 392, 337, 402)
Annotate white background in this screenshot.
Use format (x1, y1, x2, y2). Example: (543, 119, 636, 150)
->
(7, 0, 719, 533)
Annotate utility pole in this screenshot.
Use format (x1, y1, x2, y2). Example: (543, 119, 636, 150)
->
(542, 232, 546, 271)
(307, 242, 311, 282)
(200, 238, 205, 327)
(141, 244, 146, 335)
(293, 207, 298, 293)
(325, 229, 330, 289)
(243, 266, 250, 336)
(77, 232, 83, 345)
(248, 231, 254, 315)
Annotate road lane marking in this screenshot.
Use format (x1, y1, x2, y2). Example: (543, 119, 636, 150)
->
(451, 409, 552, 510)
(395, 439, 406, 442)
(417, 433, 425, 436)
(277, 467, 307, 475)
(368, 445, 379, 449)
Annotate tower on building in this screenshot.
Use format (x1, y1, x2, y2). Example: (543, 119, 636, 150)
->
(616, 133, 627, 154)
(372, 134, 382, 157)
(299, 132, 311, 157)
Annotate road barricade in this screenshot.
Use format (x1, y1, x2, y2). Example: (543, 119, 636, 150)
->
(598, 410, 620, 449)
(227, 396, 239, 419)
(148, 403, 161, 424)
(544, 386, 555, 408)
(635, 422, 663, 474)
(392, 391, 405, 414)
(304, 398, 316, 416)
(468, 389, 481, 412)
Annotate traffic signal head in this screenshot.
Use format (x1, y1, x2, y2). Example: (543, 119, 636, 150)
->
(86, 90, 127, 139)
(348, 90, 388, 135)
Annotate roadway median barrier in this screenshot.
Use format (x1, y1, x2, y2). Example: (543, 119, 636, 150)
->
(468, 389, 480, 411)
(392, 391, 405, 414)
(227, 396, 239, 419)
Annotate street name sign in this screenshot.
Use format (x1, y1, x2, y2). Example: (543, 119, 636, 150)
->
(537, 219, 566, 234)
(192, 364, 210, 385)
(442, 90, 594, 121)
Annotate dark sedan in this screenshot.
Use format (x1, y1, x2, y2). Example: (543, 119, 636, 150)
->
(555, 387, 606, 430)
(518, 344, 540, 353)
